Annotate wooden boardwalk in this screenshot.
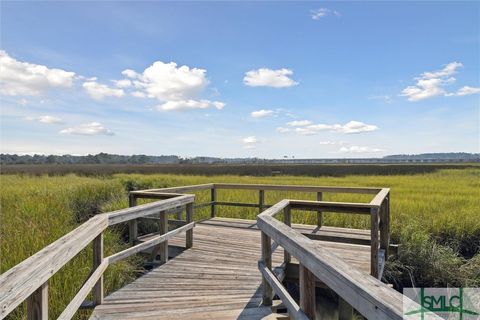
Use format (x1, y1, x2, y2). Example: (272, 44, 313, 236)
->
(2, 183, 410, 320)
(90, 217, 371, 319)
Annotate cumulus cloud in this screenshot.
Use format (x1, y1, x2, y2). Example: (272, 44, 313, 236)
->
(60, 122, 114, 136)
(157, 99, 225, 111)
(279, 120, 378, 135)
(244, 68, 298, 88)
(448, 86, 480, 97)
(287, 120, 312, 126)
(112, 79, 132, 88)
(118, 61, 225, 111)
(251, 109, 275, 118)
(339, 146, 384, 153)
(82, 81, 125, 100)
(25, 115, 65, 124)
(400, 62, 479, 101)
(310, 8, 341, 20)
(0, 50, 75, 96)
(241, 136, 258, 149)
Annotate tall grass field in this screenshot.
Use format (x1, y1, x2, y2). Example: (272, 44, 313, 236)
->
(1, 167, 479, 318)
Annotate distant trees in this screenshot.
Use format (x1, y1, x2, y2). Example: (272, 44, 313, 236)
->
(0, 153, 180, 165)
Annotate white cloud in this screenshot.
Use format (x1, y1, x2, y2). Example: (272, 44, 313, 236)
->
(241, 136, 259, 149)
(244, 68, 298, 88)
(280, 120, 378, 135)
(276, 127, 291, 133)
(449, 86, 480, 96)
(339, 146, 384, 153)
(60, 122, 114, 136)
(112, 79, 132, 88)
(118, 61, 225, 111)
(83, 81, 125, 100)
(287, 120, 312, 126)
(400, 62, 477, 101)
(319, 141, 347, 145)
(26, 115, 65, 124)
(251, 109, 274, 118)
(0, 50, 75, 96)
(157, 99, 225, 111)
(311, 8, 340, 20)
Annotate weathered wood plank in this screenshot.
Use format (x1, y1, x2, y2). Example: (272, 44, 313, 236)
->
(259, 189, 265, 213)
(211, 187, 216, 217)
(214, 183, 381, 194)
(0, 215, 107, 318)
(261, 231, 272, 306)
(258, 261, 308, 320)
(26, 281, 48, 320)
(369, 188, 390, 207)
(93, 233, 104, 305)
(370, 207, 380, 278)
(186, 203, 193, 249)
(107, 222, 194, 264)
(289, 199, 373, 214)
(316, 192, 323, 228)
(299, 264, 316, 319)
(257, 214, 404, 320)
(108, 195, 195, 225)
(58, 260, 108, 320)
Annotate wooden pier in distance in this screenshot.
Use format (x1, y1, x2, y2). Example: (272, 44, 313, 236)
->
(1, 183, 425, 320)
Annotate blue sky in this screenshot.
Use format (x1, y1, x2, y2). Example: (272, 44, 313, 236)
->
(1, 1, 479, 158)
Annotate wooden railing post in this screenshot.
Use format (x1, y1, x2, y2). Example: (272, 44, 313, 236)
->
(379, 193, 390, 257)
(316, 192, 323, 228)
(27, 281, 48, 320)
(299, 264, 316, 319)
(283, 206, 291, 263)
(128, 193, 138, 245)
(211, 186, 216, 218)
(259, 189, 265, 214)
(370, 207, 380, 278)
(93, 232, 104, 305)
(338, 296, 353, 320)
(261, 231, 272, 306)
(158, 211, 168, 264)
(186, 203, 193, 248)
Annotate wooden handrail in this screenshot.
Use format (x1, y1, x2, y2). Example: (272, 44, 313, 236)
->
(257, 208, 404, 319)
(0, 195, 196, 319)
(214, 183, 381, 194)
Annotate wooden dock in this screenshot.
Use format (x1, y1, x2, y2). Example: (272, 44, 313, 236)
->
(1, 183, 428, 320)
(91, 217, 371, 319)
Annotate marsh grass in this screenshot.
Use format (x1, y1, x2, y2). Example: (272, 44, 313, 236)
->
(1, 168, 479, 318)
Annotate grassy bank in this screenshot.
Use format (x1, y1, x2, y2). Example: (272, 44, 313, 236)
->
(1, 168, 479, 318)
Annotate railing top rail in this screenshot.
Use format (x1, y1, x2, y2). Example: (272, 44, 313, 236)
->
(369, 188, 390, 206)
(213, 183, 382, 194)
(107, 194, 194, 225)
(0, 194, 195, 318)
(139, 183, 215, 193)
(257, 212, 404, 319)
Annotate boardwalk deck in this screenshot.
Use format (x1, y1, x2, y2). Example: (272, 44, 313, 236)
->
(90, 217, 371, 319)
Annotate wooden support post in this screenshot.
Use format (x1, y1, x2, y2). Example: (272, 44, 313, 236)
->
(370, 207, 380, 278)
(299, 263, 316, 319)
(158, 211, 169, 263)
(186, 203, 193, 249)
(93, 233, 104, 305)
(283, 206, 291, 263)
(128, 194, 138, 246)
(316, 192, 323, 228)
(211, 187, 216, 218)
(259, 189, 265, 214)
(27, 281, 48, 320)
(338, 296, 353, 320)
(379, 194, 390, 257)
(261, 231, 272, 306)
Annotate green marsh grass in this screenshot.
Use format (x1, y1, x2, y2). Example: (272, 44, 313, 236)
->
(1, 168, 479, 318)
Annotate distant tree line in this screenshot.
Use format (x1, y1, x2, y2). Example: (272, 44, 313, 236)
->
(0, 152, 478, 165)
(0, 153, 180, 165)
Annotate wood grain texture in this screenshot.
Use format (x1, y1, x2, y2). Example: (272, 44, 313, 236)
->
(26, 281, 48, 320)
(299, 264, 316, 319)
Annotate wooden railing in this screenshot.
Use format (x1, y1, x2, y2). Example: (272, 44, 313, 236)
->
(0, 194, 195, 319)
(136, 183, 390, 278)
(256, 199, 401, 319)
